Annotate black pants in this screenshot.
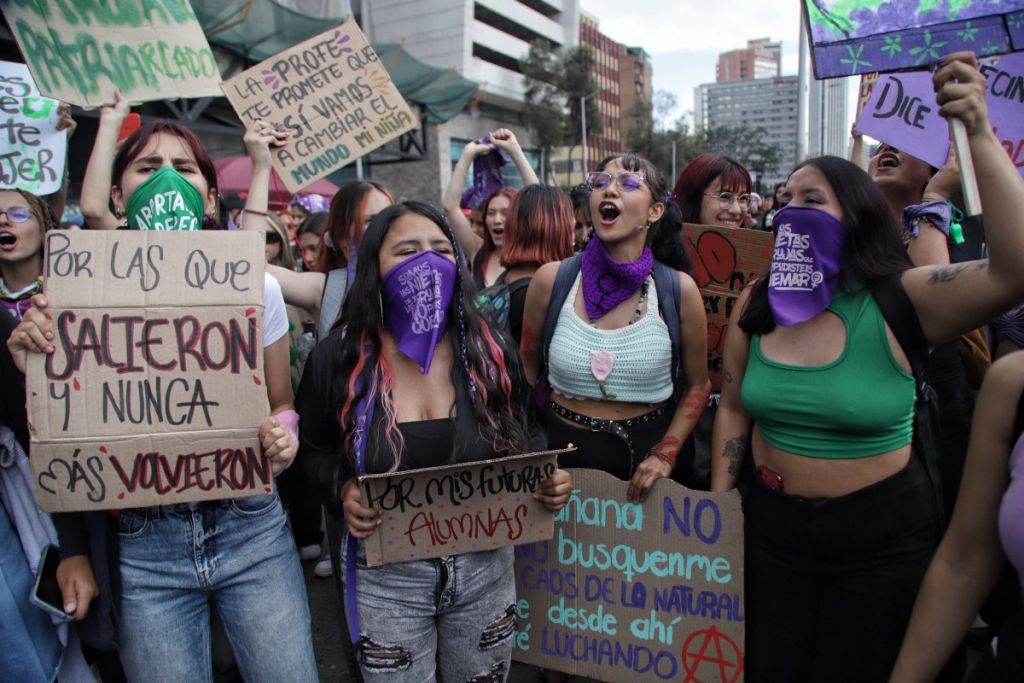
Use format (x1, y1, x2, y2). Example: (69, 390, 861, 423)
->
(544, 403, 676, 481)
(743, 455, 942, 682)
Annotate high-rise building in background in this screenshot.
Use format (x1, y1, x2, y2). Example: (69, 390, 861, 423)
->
(695, 76, 799, 190)
(809, 77, 849, 160)
(579, 11, 624, 166)
(357, 0, 580, 198)
(552, 12, 652, 186)
(697, 37, 849, 190)
(716, 38, 781, 82)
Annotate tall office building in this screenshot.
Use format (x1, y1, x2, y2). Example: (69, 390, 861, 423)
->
(579, 10, 624, 165)
(357, 0, 580, 198)
(694, 76, 799, 190)
(716, 38, 782, 82)
(809, 76, 849, 159)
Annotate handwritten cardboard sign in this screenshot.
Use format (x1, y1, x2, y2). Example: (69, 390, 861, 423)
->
(26, 231, 269, 512)
(0, 61, 67, 194)
(221, 19, 417, 194)
(513, 469, 745, 682)
(359, 449, 568, 567)
(683, 224, 774, 391)
(0, 0, 222, 108)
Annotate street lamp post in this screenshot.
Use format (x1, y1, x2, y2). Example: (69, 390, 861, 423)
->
(580, 90, 598, 183)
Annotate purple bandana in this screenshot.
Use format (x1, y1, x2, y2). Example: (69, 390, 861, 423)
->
(767, 205, 846, 327)
(381, 250, 457, 374)
(580, 237, 653, 321)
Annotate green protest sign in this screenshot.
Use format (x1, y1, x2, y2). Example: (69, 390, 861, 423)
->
(0, 0, 222, 107)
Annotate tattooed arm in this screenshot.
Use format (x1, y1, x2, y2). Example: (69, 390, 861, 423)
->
(628, 272, 710, 502)
(901, 53, 1024, 346)
(711, 286, 754, 492)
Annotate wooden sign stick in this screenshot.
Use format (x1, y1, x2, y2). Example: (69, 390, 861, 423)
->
(950, 118, 982, 216)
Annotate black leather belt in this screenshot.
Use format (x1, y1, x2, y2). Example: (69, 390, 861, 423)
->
(547, 400, 668, 468)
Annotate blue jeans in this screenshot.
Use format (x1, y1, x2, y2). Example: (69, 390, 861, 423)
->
(116, 493, 317, 683)
(343, 540, 517, 682)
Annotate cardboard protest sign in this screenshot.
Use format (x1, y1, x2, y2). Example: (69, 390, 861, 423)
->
(0, 0, 222, 108)
(683, 224, 773, 391)
(26, 231, 270, 511)
(359, 449, 568, 566)
(221, 19, 417, 194)
(854, 53, 1024, 176)
(0, 62, 67, 194)
(854, 71, 948, 169)
(513, 469, 745, 683)
(804, 0, 1024, 79)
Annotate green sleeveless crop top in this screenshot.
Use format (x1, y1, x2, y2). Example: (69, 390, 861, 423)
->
(741, 286, 915, 458)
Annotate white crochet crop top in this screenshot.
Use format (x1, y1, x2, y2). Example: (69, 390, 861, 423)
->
(547, 274, 673, 403)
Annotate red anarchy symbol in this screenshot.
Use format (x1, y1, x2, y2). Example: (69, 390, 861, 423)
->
(680, 625, 743, 683)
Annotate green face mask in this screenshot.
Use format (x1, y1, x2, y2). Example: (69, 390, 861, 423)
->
(125, 165, 207, 231)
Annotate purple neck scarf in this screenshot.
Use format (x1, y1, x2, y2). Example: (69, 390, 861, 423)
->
(580, 237, 653, 321)
(381, 250, 457, 374)
(767, 205, 846, 327)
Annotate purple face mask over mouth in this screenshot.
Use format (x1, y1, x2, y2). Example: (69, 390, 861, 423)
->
(381, 249, 458, 373)
(767, 205, 846, 327)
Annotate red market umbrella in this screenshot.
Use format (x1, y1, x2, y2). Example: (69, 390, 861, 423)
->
(214, 155, 339, 208)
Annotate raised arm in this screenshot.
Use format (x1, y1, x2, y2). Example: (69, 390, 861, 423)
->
(80, 90, 128, 230)
(628, 272, 711, 502)
(46, 103, 76, 222)
(519, 260, 558, 386)
(907, 148, 960, 267)
(238, 119, 288, 231)
(710, 286, 755, 492)
(902, 52, 1024, 345)
(442, 141, 490, 260)
(489, 128, 539, 186)
(890, 351, 1023, 682)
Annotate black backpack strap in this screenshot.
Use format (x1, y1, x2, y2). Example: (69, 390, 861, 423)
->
(541, 254, 582, 371)
(652, 260, 683, 401)
(872, 272, 946, 523)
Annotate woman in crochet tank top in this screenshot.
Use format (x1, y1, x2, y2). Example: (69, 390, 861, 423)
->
(520, 152, 711, 504)
(711, 53, 1024, 681)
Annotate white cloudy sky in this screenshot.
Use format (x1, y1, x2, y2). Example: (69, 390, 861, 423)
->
(579, 0, 807, 124)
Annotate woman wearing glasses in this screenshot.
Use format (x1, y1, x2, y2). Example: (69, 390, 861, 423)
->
(520, 154, 711, 503)
(672, 153, 753, 229)
(669, 154, 754, 488)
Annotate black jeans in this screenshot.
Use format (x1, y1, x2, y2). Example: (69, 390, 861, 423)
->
(743, 455, 942, 682)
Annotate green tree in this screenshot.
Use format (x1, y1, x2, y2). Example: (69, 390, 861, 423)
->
(702, 125, 783, 180)
(520, 41, 603, 181)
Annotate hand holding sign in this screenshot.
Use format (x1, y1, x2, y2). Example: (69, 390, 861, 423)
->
(6, 293, 52, 372)
(343, 478, 382, 539)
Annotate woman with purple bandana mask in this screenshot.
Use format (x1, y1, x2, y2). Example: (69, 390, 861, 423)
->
(711, 52, 1024, 681)
(295, 200, 571, 681)
(520, 153, 712, 502)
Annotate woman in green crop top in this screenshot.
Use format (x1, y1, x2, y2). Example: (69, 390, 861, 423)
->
(711, 53, 1024, 682)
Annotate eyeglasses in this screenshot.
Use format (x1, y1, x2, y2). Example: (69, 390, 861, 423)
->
(704, 192, 751, 210)
(265, 232, 282, 244)
(0, 206, 32, 223)
(587, 172, 646, 192)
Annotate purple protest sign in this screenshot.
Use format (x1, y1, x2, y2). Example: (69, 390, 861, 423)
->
(854, 71, 949, 169)
(982, 51, 1024, 173)
(854, 54, 1024, 176)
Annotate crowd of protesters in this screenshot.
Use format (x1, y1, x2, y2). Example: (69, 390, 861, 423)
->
(4, 50, 1024, 683)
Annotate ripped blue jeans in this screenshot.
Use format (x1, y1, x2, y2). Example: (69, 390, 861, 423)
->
(343, 540, 516, 682)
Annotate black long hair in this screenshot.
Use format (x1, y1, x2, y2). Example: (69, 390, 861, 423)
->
(740, 156, 913, 334)
(594, 153, 690, 273)
(326, 201, 532, 472)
